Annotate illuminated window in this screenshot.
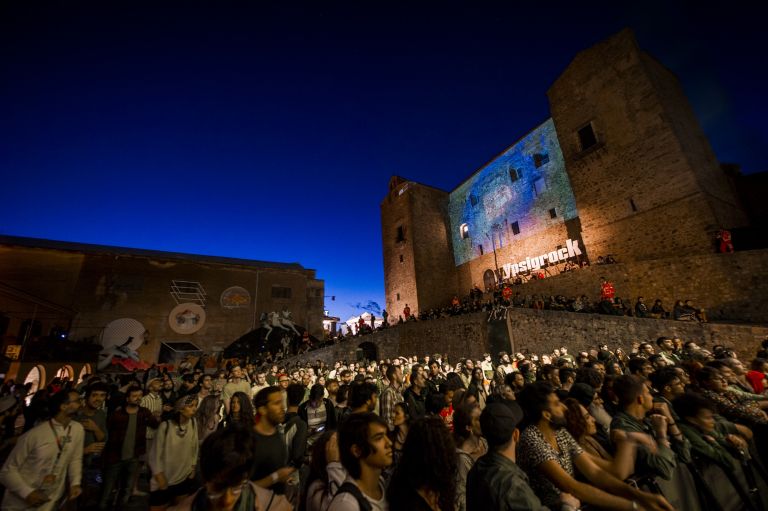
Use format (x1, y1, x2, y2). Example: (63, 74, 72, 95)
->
(271, 286, 292, 299)
(470, 194, 479, 207)
(396, 225, 405, 242)
(549, 208, 557, 219)
(533, 153, 549, 168)
(511, 221, 520, 235)
(578, 123, 598, 151)
(509, 168, 520, 182)
(460, 223, 470, 239)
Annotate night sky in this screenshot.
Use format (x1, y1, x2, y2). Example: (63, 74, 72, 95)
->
(2, 1, 766, 323)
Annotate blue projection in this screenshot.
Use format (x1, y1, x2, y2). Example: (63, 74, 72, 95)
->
(448, 118, 578, 266)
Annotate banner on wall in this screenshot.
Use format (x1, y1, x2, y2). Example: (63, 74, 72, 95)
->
(501, 238, 583, 278)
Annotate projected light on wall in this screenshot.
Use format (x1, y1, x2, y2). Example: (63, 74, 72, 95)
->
(448, 118, 579, 266)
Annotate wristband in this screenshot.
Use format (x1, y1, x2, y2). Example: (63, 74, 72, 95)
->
(271, 472, 279, 484)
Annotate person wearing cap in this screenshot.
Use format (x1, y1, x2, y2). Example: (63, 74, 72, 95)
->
(517, 382, 674, 511)
(466, 401, 566, 510)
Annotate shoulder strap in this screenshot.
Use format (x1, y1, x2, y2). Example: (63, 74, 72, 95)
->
(334, 482, 373, 511)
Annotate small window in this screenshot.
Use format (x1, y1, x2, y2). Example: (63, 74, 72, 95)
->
(460, 223, 470, 239)
(271, 286, 292, 299)
(509, 167, 520, 182)
(478, 244, 484, 256)
(396, 293, 400, 301)
(578, 123, 598, 151)
(470, 194, 478, 207)
(549, 208, 557, 219)
(533, 153, 549, 168)
(511, 221, 520, 235)
(399, 254, 404, 263)
(396, 225, 405, 242)
(629, 198, 638, 212)
(533, 178, 547, 197)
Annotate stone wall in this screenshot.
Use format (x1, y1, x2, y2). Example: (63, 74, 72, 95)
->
(283, 307, 768, 367)
(505, 249, 768, 324)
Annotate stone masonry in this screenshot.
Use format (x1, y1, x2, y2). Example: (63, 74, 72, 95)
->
(285, 309, 768, 368)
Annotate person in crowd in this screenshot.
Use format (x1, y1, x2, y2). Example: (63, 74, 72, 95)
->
(149, 394, 199, 510)
(250, 386, 295, 495)
(196, 395, 222, 446)
(250, 372, 269, 399)
(380, 365, 404, 431)
(454, 402, 487, 511)
(304, 430, 345, 511)
(160, 378, 178, 420)
(347, 382, 379, 415)
(222, 366, 251, 415)
(169, 424, 291, 511)
(328, 412, 392, 511)
(0, 389, 84, 511)
(299, 383, 336, 442)
(466, 367, 489, 410)
(674, 391, 768, 511)
(75, 381, 108, 509)
(99, 384, 160, 509)
(466, 401, 570, 510)
(220, 391, 255, 430)
(387, 416, 456, 510)
(402, 367, 427, 420)
(696, 366, 768, 426)
(517, 381, 674, 511)
(563, 397, 650, 480)
(650, 299, 668, 319)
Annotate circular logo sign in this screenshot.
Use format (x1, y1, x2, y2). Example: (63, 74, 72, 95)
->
(169, 303, 206, 335)
(220, 286, 251, 309)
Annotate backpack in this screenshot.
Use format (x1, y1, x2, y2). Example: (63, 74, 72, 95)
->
(332, 482, 373, 511)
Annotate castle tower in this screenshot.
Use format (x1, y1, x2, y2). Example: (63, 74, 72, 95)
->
(547, 29, 747, 262)
(381, 177, 458, 320)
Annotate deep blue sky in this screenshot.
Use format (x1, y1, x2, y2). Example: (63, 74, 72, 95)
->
(1, 1, 766, 323)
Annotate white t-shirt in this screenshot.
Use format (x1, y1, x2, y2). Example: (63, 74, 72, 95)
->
(327, 477, 388, 511)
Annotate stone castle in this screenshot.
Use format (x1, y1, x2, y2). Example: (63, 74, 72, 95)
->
(381, 29, 753, 320)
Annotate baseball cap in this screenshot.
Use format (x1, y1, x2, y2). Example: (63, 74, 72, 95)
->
(480, 402, 524, 447)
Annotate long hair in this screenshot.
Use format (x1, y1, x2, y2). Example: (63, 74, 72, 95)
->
(387, 416, 457, 511)
(226, 391, 254, 428)
(196, 395, 221, 430)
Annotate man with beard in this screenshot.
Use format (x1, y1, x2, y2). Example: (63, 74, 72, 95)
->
(251, 386, 295, 495)
(426, 360, 446, 395)
(0, 389, 84, 511)
(517, 382, 674, 511)
(494, 352, 515, 388)
(75, 382, 108, 509)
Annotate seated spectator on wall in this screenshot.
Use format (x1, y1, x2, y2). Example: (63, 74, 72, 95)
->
(635, 297, 649, 318)
(650, 299, 668, 319)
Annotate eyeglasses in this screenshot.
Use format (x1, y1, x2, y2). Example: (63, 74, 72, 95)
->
(207, 480, 249, 500)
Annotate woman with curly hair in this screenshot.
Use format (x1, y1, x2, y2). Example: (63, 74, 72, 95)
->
(219, 391, 254, 430)
(196, 395, 222, 445)
(387, 416, 457, 511)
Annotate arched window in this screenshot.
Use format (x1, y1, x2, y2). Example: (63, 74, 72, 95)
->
(23, 365, 46, 405)
(460, 223, 470, 239)
(483, 269, 496, 291)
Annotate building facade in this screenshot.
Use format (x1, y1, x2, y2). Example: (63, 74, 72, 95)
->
(0, 235, 325, 364)
(381, 29, 748, 318)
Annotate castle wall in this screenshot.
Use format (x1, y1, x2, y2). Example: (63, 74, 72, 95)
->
(285, 309, 767, 368)
(547, 29, 740, 262)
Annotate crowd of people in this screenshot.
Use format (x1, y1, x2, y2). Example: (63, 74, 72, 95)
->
(2, 335, 768, 510)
